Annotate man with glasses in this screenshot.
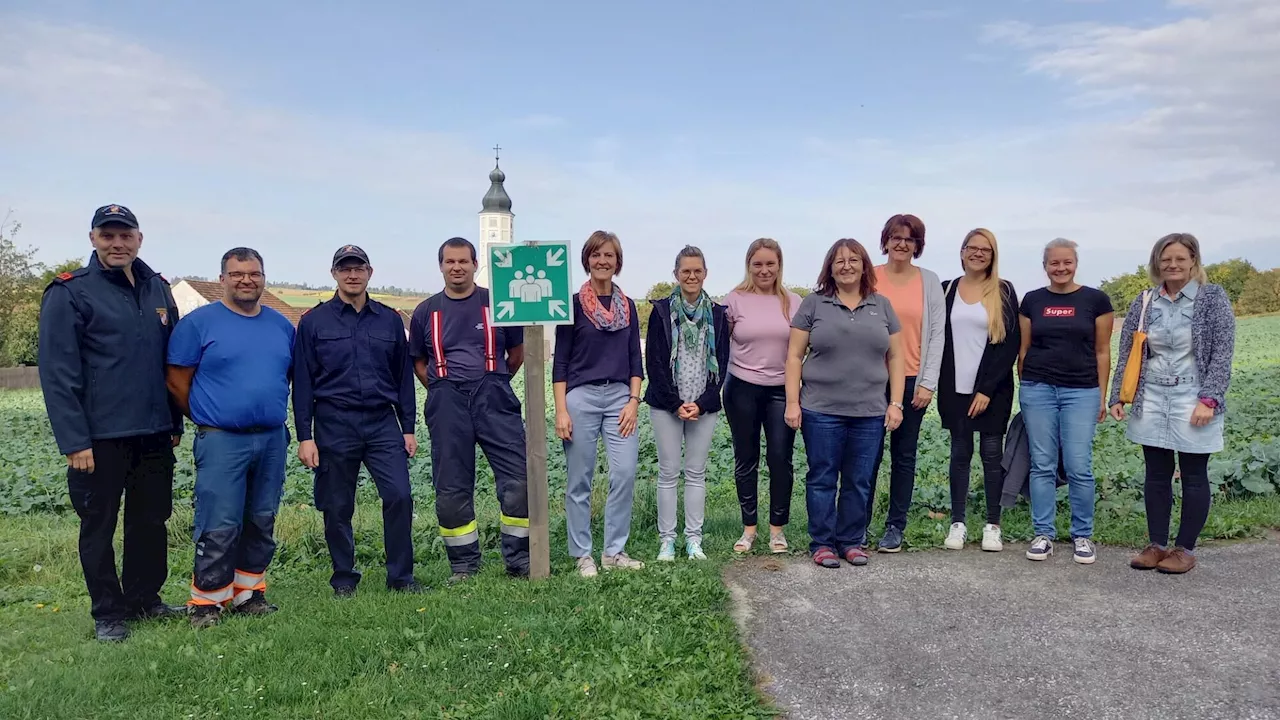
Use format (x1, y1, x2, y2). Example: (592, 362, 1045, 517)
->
(166, 247, 296, 627)
(291, 245, 421, 597)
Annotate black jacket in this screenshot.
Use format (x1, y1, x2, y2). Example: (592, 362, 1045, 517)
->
(938, 278, 1020, 434)
(643, 297, 731, 415)
(1000, 412, 1067, 508)
(38, 254, 183, 455)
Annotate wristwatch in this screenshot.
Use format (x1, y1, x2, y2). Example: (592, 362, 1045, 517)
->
(890, 401, 904, 410)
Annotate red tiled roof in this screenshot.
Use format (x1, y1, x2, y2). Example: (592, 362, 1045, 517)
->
(179, 280, 307, 326)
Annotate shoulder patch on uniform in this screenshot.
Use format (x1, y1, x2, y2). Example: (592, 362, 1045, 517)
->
(51, 268, 88, 284)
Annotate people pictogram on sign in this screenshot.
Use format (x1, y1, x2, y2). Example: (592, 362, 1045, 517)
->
(511, 266, 551, 303)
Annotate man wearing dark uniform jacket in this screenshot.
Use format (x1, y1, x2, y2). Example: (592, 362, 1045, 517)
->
(37, 204, 186, 643)
(409, 237, 530, 582)
(292, 244, 423, 597)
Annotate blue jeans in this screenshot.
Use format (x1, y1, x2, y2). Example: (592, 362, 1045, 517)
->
(563, 382, 640, 558)
(190, 426, 287, 606)
(1019, 382, 1100, 540)
(801, 409, 884, 554)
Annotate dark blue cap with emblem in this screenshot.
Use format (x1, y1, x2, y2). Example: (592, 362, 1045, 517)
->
(91, 204, 139, 229)
(332, 244, 370, 268)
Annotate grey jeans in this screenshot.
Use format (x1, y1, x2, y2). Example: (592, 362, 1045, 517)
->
(563, 383, 640, 558)
(651, 407, 719, 542)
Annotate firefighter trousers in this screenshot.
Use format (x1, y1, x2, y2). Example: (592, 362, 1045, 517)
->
(189, 425, 288, 608)
(425, 375, 529, 575)
(313, 404, 415, 589)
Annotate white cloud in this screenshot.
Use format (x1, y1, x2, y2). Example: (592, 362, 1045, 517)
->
(1, 2, 1277, 299)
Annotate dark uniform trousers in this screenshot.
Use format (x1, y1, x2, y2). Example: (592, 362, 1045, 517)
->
(314, 404, 415, 589)
(425, 375, 530, 575)
(66, 432, 175, 622)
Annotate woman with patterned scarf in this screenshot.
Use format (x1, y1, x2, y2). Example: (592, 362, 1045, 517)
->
(553, 231, 646, 578)
(644, 246, 732, 562)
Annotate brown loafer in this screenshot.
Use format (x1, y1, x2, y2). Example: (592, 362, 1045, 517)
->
(1130, 544, 1169, 570)
(1156, 547, 1197, 574)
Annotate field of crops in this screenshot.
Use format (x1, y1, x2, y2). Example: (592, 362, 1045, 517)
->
(269, 287, 425, 311)
(3, 317, 1278, 523)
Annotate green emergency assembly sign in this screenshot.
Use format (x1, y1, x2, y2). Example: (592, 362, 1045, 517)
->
(487, 242, 574, 326)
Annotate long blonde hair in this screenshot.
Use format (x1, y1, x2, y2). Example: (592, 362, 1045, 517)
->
(734, 238, 792, 318)
(961, 228, 1007, 344)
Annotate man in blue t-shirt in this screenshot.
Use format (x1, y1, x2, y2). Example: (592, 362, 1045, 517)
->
(408, 237, 529, 581)
(166, 247, 295, 628)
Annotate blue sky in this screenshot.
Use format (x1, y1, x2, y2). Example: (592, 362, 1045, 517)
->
(2, 0, 1277, 297)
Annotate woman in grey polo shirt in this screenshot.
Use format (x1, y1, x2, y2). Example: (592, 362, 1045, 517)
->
(786, 238, 906, 568)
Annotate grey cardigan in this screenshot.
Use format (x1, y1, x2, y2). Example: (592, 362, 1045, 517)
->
(1108, 282, 1235, 417)
(881, 266, 946, 392)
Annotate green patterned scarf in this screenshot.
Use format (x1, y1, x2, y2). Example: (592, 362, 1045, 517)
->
(668, 287, 719, 384)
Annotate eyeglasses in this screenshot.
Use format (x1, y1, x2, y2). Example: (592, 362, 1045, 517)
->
(225, 271, 264, 281)
(832, 259, 862, 268)
(677, 268, 705, 279)
(964, 247, 993, 256)
(335, 264, 370, 275)
(889, 237, 919, 247)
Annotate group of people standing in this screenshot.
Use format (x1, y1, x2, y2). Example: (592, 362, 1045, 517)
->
(593, 217, 1234, 579)
(38, 203, 1235, 643)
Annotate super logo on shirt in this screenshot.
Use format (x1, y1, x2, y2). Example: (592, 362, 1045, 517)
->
(1042, 306, 1076, 318)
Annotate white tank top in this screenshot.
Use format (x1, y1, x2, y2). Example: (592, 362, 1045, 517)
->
(950, 293, 989, 395)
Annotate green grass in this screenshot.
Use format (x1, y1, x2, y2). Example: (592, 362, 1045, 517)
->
(2, 316, 1279, 718)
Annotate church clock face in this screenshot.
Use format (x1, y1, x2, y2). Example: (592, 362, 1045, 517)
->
(488, 230, 498, 241)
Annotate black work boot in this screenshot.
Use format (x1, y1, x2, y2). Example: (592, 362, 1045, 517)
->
(334, 585, 357, 599)
(231, 590, 278, 616)
(95, 620, 129, 642)
(129, 602, 188, 621)
(189, 605, 221, 629)
(390, 581, 425, 594)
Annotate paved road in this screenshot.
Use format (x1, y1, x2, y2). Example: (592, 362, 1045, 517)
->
(725, 540, 1280, 720)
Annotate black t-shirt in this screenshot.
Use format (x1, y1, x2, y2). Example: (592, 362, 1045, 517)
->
(1020, 286, 1114, 389)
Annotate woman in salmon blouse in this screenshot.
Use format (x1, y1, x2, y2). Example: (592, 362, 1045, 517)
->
(866, 214, 946, 552)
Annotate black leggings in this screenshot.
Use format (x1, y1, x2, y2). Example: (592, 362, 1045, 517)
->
(1143, 446, 1211, 550)
(723, 374, 796, 527)
(949, 429, 1004, 525)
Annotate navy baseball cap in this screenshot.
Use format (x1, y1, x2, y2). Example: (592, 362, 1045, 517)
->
(332, 244, 370, 267)
(91, 204, 139, 229)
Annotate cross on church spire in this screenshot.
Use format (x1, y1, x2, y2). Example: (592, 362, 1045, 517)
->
(493, 144, 501, 167)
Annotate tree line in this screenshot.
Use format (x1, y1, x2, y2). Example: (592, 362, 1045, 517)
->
(1099, 258, 1280, 316)
(0, 218, 83, 367)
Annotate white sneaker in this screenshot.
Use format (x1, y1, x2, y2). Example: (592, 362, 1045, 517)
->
(981, 524, 1003, 552)
(601, 552, 645, 571)
(576, 556, 598, 578)
(944, 522, 966, 550)
(657, 539, 676, 562)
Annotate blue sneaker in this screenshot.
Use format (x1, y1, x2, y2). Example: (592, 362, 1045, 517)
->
(686, 538, 707, 560)
(657, 539, 676, 562)
(1073, 538, 1097, 565)
(878, 525, 904, 553)
(1026, 536, 1053, 561)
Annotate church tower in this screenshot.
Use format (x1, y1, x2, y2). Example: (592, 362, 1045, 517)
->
(477, 144, 514, 278)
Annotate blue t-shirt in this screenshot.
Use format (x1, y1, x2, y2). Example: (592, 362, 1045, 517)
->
(408, 287, 523, 383)
(167, 302, 296, 429)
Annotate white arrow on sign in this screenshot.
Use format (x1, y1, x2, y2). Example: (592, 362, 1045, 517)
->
(548, 299, 567, 318)
(494, 250, 513, 268)
(497, 301, 515, 319)
(545, 248, 565, 266)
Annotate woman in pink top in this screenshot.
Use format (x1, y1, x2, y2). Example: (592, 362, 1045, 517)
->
(866, 214, 947, 553)
(723, 238, 804, 554)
